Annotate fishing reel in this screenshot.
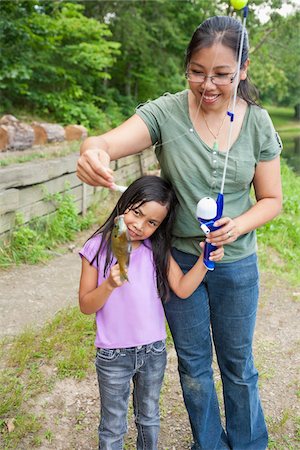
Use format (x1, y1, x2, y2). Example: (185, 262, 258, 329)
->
(196, 193, 223, 271)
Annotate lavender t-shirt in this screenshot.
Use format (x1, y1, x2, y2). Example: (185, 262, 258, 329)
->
(79, 235, 166, 349)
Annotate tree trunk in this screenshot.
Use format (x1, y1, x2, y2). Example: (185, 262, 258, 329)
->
(64, 125, 88, 141)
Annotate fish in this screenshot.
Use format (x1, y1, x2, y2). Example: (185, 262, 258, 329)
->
(111, 215, 132, 281)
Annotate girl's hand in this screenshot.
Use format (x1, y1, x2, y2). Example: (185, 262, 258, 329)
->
(199, 242, 224, 262)
(107, 264, 128, 288)
(206, 217, 240, 246)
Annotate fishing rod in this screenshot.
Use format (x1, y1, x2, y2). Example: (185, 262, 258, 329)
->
(196, 0, 249, 270)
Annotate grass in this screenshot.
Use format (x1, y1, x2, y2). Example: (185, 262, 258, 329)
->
(1, 303, 299, 448)
(0, 308, 96, 448)
(0, 190, 96, 268)
(266, 105, 300, 132)
(0, 141, 80, 167)
(257, 160, 300, 286)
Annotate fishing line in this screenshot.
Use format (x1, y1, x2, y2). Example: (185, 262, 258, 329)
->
(196, 4, 249, 270)
(115, 5, 249, 273)
(221, 6, 248, 194)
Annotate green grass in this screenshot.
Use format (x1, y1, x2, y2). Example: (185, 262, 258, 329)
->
(267, 105, 300, 132)
(1, 304, 299, 448)
(257, 160, 300, 285)
(0, 141, 80, 167)
(0, 307, 96, 448)
(0, 190, 96, 268)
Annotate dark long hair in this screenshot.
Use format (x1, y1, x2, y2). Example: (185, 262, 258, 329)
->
(88, 175, 178, 302)
(185, 16, 259, 106)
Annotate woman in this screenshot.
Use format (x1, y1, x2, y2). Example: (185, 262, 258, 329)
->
(77, 16, 282, 450)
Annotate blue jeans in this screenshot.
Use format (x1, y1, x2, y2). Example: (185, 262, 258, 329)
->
(164, 249, 268, 450)
(95, 340, 167, 449)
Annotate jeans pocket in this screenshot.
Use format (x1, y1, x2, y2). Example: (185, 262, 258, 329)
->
(150, 340, 166, 355)
(96, 348, 120, 362)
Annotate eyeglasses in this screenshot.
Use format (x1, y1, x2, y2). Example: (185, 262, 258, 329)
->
(185, 71, 237, 86)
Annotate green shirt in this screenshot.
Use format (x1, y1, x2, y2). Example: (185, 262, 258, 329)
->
(136, 90, 282, 263)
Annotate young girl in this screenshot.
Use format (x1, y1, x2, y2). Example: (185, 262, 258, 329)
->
(79, 175, 223, 449)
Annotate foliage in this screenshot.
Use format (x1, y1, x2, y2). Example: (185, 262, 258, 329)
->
(0, 0, 299, 126)
(250, 10, 300, 107)
(0, 190, 94, 267)
(81, 0, 221, 105)
(0, 1, 120, 127)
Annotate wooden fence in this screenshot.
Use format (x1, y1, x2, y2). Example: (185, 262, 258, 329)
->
(0, 148, 157, 240)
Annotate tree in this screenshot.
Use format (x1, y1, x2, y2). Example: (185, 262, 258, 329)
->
(0, 1, 120, 126)
(81, 0, 221, 103)
(249, 9, 300, 108)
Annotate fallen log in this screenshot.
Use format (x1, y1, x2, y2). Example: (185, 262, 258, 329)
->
(0, 114, 19, 125)
(64, 124, 88, 141)
(0, 125, 9, 151)
(0, 115, 35, 151)
(32, 122, 65, 144)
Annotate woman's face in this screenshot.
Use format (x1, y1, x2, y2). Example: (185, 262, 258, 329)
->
(187, 42, 248, 111)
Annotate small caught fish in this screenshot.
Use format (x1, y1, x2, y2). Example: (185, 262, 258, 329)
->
(111, 215, 132, 281)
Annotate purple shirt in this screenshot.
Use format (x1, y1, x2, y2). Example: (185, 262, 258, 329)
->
(79, 235, 166, 349)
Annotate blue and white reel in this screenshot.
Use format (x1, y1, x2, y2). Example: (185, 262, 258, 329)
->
(196, 193, 224, 271)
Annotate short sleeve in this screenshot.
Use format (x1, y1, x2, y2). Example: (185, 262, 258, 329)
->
(79, 235, 102, 269)
(258, 109, 283, 161)
(135, 93, 173, 145)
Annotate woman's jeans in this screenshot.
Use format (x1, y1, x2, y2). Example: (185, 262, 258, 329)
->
(164, 250, 268, 450)
(95, 340, 166, 449)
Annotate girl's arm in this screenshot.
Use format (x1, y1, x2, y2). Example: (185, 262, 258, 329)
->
(77, 115, 152, 187)
(79, 258, 126, 314)
(167, 244, 224, 299)
(206, 157, 282, 245)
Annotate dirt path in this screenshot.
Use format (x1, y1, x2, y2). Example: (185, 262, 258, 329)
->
(0, 232, 299, 449)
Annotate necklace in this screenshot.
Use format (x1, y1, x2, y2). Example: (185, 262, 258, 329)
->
(201, 108, 229, 149)
(201, 109, 228, 140)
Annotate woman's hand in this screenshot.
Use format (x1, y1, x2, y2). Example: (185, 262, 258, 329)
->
(206, 217, 240, 246)
(199, 241, 224, 261)
(77, 148, 114, 187)
(77, 115, 153, 187)
(107, 264, 128, 289)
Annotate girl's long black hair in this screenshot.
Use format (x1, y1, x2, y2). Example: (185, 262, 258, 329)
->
(88, 175, 178, 302)
(185, 15, 260, 106)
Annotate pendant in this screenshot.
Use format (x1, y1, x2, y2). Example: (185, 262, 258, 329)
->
(213, 141, 219, 151)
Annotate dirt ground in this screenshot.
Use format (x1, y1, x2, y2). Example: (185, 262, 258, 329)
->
(0, 229, 299, 449)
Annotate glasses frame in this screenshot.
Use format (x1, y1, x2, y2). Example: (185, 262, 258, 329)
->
(185, 71, 237, 86)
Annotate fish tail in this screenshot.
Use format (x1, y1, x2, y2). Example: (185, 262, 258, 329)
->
(120, 267, 129, 282)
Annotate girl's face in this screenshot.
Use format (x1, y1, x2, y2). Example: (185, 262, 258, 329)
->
(187, 42, 248, 111)
(124, 200, 168, 243)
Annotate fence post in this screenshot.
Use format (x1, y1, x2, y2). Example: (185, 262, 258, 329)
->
(82, 182, 87, 216)
(138, 152, 144, 176)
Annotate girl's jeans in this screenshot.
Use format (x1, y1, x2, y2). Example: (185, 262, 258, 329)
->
(95, 340, 166, 449)
(164, 249, 268, 450)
